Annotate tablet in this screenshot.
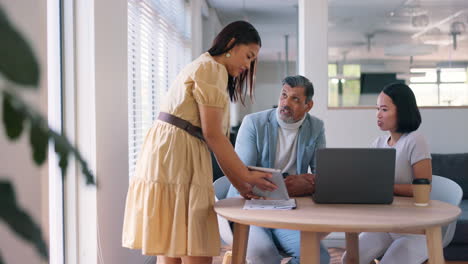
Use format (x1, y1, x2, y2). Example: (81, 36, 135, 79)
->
(248, 166, 290, 200)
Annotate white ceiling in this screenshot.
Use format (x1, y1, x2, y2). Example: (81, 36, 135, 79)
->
(207, 0, 468, 65)
(207, 0, 298, 62)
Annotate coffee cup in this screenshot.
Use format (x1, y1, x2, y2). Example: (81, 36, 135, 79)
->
(412, 178, 431, 206)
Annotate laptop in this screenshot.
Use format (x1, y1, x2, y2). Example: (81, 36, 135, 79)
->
(312, 148, 396, 204)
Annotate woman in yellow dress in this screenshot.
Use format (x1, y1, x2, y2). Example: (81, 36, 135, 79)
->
(122, 21, 276, 264)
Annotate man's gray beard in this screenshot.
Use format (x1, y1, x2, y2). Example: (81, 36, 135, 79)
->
(279, 115, 296, 124)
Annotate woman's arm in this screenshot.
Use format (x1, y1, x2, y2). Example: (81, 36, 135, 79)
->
(199, 105, 276, 195)
(394, 159, 432, 196)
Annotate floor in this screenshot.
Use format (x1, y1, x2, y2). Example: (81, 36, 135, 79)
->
(212, 247, 345, 264)
(212, 246, 468, 264)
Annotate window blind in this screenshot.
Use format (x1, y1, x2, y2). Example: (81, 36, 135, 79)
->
(128, 0, 191, 178)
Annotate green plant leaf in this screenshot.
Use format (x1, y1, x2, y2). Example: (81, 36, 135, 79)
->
(0, 250, 4, 264)
(52, 132, 69, 176)
(0, 180, 48, 260)
(0, 7, 39, 86)
(29, 118, 49, 165)
(3, 90, 96, 184)
(49, 130, 95, 185)
(76, 149, 95, 185)
(2, 92, 25, 140)
(2, 90, 96, 185)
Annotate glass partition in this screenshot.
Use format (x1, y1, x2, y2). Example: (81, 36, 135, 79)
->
(328, 0, 468, 107)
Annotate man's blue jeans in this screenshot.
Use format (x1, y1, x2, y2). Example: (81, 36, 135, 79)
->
(245, 225, 330, 264)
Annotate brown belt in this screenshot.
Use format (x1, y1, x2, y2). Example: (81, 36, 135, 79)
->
(158, 112, 205, 141)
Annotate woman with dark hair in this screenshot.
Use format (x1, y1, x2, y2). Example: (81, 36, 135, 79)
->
(342, 83, 432, 264)
(122, 21, 276, 264)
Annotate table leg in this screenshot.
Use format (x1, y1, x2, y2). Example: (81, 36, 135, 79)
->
(345, 232, 359, 264)
(425, 226, 444, 264)
(300, 231, 320, 264)
(231, 223, 250, 264)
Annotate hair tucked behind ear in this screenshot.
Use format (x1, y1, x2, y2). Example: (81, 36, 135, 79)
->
(208, 21, 262, 103)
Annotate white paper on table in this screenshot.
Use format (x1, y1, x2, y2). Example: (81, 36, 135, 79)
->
(243, 199, 297, 210)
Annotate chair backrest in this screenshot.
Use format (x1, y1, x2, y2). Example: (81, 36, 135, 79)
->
(214, 175, 232, 200)
(213, 176, 234, 246)
(431, 175, 463, 205)
(430, 175, 463, 248)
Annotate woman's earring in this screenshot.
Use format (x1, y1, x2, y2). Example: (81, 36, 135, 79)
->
(225, 52, 231, 58)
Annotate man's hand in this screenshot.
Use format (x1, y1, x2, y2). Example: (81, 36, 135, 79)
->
(284, 173, 315, 197)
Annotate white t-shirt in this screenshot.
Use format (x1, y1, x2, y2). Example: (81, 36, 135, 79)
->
(372, 130, 431, 184)
(274, 109, 306, 175)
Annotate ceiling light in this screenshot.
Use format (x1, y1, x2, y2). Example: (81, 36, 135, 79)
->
(399, 5, 427, 17)
(412, 14, 429, 27)
(450, 21, 466, 50)
(396, 72, 426, 80)
(385, 44, 438, 56)
(451, 21, 466, 34)
(412, 10, 466, 39)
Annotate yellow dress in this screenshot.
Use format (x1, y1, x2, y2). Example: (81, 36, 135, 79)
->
(122, 53, 229, 257)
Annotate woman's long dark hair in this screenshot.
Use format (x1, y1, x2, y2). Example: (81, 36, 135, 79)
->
(208, 21, 262, 103)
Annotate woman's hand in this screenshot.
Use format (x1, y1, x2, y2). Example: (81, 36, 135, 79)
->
(231, 181, 262, 199)
(245, 170, 277, 191)
(235, 182, 253, 199)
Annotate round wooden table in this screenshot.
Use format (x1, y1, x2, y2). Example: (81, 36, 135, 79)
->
(214, 197, 461, 264)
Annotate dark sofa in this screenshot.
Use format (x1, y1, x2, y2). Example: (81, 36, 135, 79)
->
(432, 153, 468, 261)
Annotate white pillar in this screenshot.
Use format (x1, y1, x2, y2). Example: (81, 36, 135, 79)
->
(75, 0, 98, 262)
(191, 0, 203, 59)
(47, 0, 64, 263)
(298, 0, 328, 117)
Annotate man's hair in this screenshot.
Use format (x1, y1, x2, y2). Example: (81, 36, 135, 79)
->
(382, 82, 421, 133)
(282, 75, 314, 102)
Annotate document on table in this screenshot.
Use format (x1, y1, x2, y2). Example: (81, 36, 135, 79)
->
(243, 199, 297, 210)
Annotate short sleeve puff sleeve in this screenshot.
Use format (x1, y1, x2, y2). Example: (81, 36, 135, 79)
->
(192, 61, 229, 108)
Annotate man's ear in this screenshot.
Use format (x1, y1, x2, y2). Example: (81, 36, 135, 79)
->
(306, 99, 314, 112)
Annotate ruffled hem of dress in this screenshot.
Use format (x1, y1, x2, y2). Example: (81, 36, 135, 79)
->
(122, 177, 220, 256)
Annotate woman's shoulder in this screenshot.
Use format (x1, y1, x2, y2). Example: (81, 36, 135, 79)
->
(400, 130, 430, 153)
(404, 130, 427, 144)
(191, 52, 227, 76)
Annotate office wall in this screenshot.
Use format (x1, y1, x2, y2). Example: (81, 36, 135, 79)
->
(253, 62, 468, 154)
(252, 61, 297, 113)
(0, 1, 48, 264)
(202, 7, 222, 52)
(92, 0, 148, 263)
